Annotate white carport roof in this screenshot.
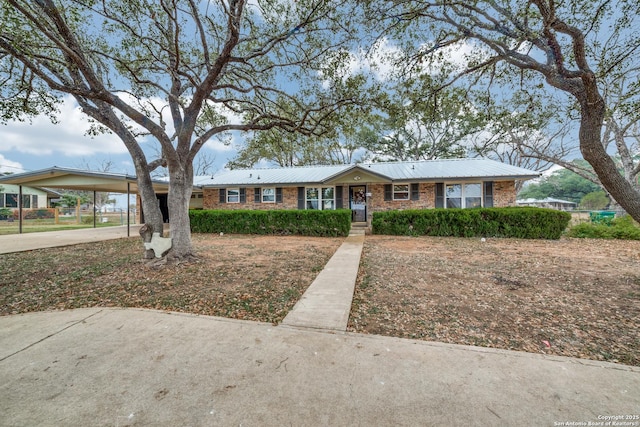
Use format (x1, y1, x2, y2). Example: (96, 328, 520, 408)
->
(0, 167, 170, 193)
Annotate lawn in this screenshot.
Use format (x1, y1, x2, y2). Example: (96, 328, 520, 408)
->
(1, 233, 638, 366)
(348, 235, 640, 366)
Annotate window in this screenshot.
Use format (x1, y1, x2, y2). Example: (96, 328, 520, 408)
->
(445, 183, 483, 208)
(446, 184, 462, 208)
(32, 195, 38, 209)
(465, 183, 482, 208)
(5, 193, 18, 208)
(393, 184, 409, 200)
(322, 187, 334, 210)
(306, 187, 334, 210)
(227, 188, 240, 203)
(262, 187, 275, 203)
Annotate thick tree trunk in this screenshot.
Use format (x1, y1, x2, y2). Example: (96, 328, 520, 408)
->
(134, 165, 164, 259)
(167, 163, 194, 259)
(578, 97, 640, 221)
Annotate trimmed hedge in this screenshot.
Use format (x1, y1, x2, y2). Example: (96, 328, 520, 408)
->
(372, 207, 571, 239)
(189, 209, 351, 237)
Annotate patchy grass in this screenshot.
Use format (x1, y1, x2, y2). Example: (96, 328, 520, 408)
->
(0, 234, 342, 324)
(348, 236, 640, 366)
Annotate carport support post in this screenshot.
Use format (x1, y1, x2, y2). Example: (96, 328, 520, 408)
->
(93, 191, 97, 228)
(127, 182, 130, 237)
(18, 185, 23, 234)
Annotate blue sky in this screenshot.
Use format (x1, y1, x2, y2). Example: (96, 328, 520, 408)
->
(0, 94, 235, 176)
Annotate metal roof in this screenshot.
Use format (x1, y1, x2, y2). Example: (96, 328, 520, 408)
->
(0, 167, 171, 193)
(198, 158, 540, 187)
(195, 164, 349, 186)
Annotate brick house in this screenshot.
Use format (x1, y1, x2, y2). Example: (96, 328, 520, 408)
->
(196, 158, 540, 224)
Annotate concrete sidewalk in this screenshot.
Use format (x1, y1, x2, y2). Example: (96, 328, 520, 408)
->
(0, 225, 141, 254)
(282, 233, 364, 331)
(1, 308, 638, 426)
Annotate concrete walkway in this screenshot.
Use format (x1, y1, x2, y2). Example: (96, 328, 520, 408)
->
(1, 227, 639, 425)
(0, 225, 140, 254)
(282, 233, 364, 331)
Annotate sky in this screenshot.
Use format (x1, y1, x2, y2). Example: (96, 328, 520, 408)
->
(0, 95, 235, 176)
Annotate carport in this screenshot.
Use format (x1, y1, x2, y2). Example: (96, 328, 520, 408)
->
(0, 167, 170, 235)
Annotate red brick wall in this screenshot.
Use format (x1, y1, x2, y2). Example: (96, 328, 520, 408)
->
(201, 180, 518, 216)
(203, 187, 298, 210)
(493, 181, 517, 207)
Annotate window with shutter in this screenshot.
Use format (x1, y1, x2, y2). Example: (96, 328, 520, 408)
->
(262, 188, 275, 203)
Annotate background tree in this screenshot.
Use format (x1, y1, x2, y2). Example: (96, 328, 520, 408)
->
(580, 191, 609, 210)
(0, 0, 357, 260)
(58, 193, 91, 208)
(229, 99, 366, 168)
(359, 74, 482, 161)
(518, 165, 601, 204)
(362, 0, 640, 222)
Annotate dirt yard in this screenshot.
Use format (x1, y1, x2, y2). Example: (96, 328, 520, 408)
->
(348, 235, 640, 366)
(1, 233, 639, 366)
(0, 234, 343, 324)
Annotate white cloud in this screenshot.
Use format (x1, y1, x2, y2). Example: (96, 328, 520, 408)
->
(0, 155, 24, 174)
(1, 96, 128, 157)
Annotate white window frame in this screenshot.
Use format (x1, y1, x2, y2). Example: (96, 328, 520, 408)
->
(227, 188, 240, 203)
(393, 184, 409, 200)
(445, 183, 483, 209)
(262, 187, 276, 203)
(306, 186, 335, 210)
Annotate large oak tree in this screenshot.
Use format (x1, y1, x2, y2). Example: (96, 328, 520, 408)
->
(0, 0, 355, 259)
(363, 0, 640, 221)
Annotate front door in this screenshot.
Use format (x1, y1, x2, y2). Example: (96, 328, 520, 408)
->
(350, 185, 367, 222)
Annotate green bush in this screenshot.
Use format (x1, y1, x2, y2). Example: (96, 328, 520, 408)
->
(189, 209, 351, 237)
(24, 208, 56, 220)
(0, 207, 11, 219)
(567, 215, 640, 240)
(372, 207, 571, 239)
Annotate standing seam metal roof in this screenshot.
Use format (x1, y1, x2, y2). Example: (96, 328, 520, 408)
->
(196, 158, 540, 187)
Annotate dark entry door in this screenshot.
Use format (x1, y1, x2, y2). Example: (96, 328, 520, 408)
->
(350, 185, 367, 222)
(157, 194, 169, 223)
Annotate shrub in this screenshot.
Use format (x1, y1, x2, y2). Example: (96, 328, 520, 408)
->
(8, 208, 56, 220)
(0, 207, 11, 219)
(567, 215, 640, 240)
(372, 207, 571, 239)
(189, 209, 351, 237)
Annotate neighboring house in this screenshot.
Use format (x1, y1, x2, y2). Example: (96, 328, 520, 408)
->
(197, 158, 540, 223)
(516, 197, 577, 211)
(0, 184, 48, 211)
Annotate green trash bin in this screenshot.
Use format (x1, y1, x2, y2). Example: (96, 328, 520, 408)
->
(589, 211, 615, 224)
